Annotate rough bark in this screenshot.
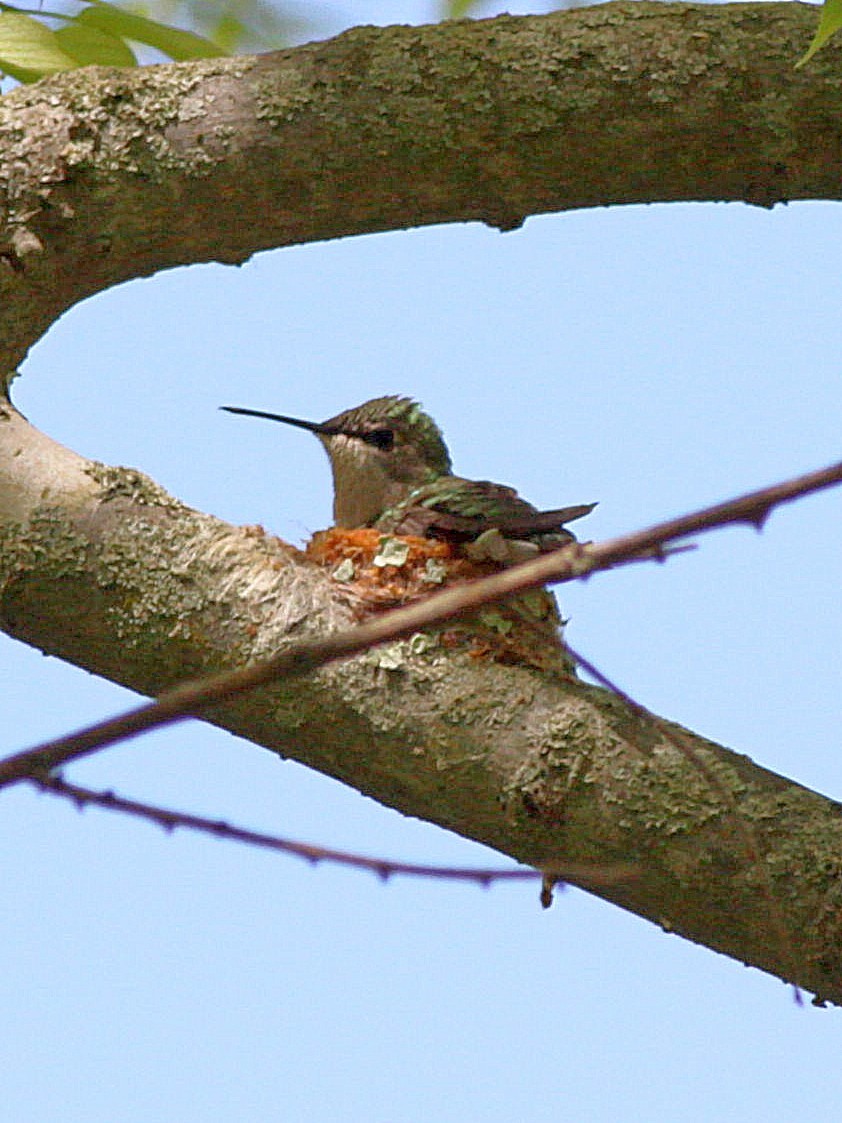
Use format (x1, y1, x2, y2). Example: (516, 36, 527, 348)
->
(2, 3, 842, 1003)
(0, 3, 838, 372)
(2, 402, 842, 1004)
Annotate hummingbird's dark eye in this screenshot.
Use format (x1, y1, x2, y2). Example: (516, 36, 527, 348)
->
(365, 427, 395, 451)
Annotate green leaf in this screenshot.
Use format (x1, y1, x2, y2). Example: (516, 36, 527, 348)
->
(207, 13, 247, 54)
(0, 11, 77, 80)
(54, 21, 137, 68)
(78, 1, 226, 61)
(444, 0, 481, 17)
(796, 0, 842, 67)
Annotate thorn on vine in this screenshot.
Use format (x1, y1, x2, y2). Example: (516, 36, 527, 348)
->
(540, 876, 556, 909)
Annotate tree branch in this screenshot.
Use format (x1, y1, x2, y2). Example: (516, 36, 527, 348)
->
(0, 2, 831, 370)
(2, 437, 840, 784)
(3, 400, 842, 1002)
(4, 1, 842, 1004)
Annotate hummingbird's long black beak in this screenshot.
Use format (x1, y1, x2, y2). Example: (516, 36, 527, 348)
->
(220, 405, 341, 436)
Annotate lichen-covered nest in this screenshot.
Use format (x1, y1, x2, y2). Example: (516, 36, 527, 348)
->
(305, 528, 574, 677)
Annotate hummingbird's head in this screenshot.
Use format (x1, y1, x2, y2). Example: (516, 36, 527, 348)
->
(221, 396, 452, 528)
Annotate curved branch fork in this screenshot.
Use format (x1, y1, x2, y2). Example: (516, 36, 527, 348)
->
(2, 1, 841, 999)
(0, 2, 831, 370)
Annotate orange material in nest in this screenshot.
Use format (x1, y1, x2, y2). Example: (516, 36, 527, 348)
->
(304, 528, 574, 678)
(306, 527, 490, 602)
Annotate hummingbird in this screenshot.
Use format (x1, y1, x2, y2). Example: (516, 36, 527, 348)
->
(221, 396, 595, 564)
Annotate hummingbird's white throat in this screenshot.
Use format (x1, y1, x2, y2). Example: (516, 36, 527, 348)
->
(320, 432, 398, 528)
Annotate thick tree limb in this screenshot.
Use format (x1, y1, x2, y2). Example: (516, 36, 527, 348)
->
(3, 402, 842, 1003)
(0, 2, 835, 371)
(3, 444, 841, 784)
(3, 2, 842, 1003)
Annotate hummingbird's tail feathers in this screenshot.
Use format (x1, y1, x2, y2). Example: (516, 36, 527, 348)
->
(496, 502, 598, 536)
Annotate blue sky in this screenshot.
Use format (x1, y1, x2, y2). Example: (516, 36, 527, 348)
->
(3, 3, 842, 1120)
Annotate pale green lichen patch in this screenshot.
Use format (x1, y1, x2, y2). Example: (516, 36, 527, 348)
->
(421, 557, 446, 584)
(356, 631, 442, 674)
(372, 536, 410, 568)
(331, 557, 355, 582)
(0, 59, 251, 189)
(0, 507, 88, 581)
(252, 56, 315, 128)
(85, 461, 187, 509)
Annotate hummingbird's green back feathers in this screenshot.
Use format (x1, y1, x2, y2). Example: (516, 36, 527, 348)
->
(377, 476, 595, 548)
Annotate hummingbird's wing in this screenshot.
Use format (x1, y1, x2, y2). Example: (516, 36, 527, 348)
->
(386, 478, 596, 543)
(487, 503, 598, 536)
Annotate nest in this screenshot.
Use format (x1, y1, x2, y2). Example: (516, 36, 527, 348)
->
(305, 528, 574, 677)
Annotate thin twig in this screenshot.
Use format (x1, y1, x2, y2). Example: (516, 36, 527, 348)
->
(1, 455, 840, 786)
(33, 773, 634, 888)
